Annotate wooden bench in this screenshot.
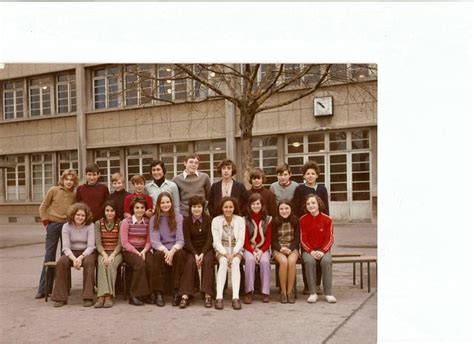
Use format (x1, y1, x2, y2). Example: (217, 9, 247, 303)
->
(43, 261, 72, 302)
(332, 255, 377, 293)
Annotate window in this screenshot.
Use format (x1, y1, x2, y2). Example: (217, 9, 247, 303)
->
(3, 80, 24, 120)
(126, 146, 154, 185)
(159, 142, 189, 180)
(56, 73, 76, 114)
(252, 136, 278, 186)
(303, 64, 323, 85)
(31, 153, 53, 201)
(330, 154, 347, 201)
(93, 67, 120, 109)
(195, 140, 226, 183)
(328, 64, 349, 82)
(283, 64, 302, 87)
(125, 64, 154, 106)
(329, 132, 347, 151)
(29, 77, 53, 117)
(95, 148, 121, 190)
(286, 133, 326, 184)
(58, 151, 78, 176)
(192, 65, 209, 99)
(352, 153, 370, 200)
(351, 129, 370, 150)
(4, 156, 26, 201)
(157, 65, 189, 103)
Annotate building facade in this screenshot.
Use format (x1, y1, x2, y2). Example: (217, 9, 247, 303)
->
(0, 64, 377, 224)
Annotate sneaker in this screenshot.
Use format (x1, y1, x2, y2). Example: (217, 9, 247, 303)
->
(83, 299, 94, 307)
(94, 297, 105, 308)
(316, 285, 324, 295)
(307, 294, 318, 303)
(53, 300, 66, 307)
(325, 295, 337, 303)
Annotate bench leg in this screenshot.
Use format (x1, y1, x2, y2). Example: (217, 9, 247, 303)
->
(122, 265, 127, 300)
(367, 262, 371, 293)
(360, 262, 363, 290)
(44, 266, 49, 302)
(352, 262, 356, 285)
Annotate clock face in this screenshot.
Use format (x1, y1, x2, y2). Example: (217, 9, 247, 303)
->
(314, 96, 333, 116)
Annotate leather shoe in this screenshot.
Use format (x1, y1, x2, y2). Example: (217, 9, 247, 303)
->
(155, 293, 165, 307)
(35, 293, 45, 299)
(280, 293, 288, 304)
(214, 298, 223, 310)
(204, 296, 212, 308)
(232, 298, 241, 310)
(179, 297, 189, 309)
(244, 293, 253, 304)
(129, 297, 144, 306)
(53, 300, 67, 307)
(172, 293, 181, 307)
(83, 299, 94, 307)
(140, 295, 154, 304)
(262, 294, 270, 303)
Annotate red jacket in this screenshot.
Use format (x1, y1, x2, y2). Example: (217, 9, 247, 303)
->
(244, 213, 272, 253)
(299, 212, 334, 254)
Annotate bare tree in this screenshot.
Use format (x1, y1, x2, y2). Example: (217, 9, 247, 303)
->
(119, 63, 376, 178)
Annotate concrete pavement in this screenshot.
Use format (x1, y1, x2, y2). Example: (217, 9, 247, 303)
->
(0, 223, 377, 343)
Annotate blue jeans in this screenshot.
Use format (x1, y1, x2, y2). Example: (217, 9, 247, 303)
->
(37, 222, 64, 294)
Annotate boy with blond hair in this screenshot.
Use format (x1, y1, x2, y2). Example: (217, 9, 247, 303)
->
(107, 172, 130, 220)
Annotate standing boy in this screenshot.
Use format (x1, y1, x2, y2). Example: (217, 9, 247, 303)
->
(269, 163, 299, 203)
(124, 175, 154, 219)
(145, 160, 180, 214)
(248, 168, 277, 218)
(35, 169, 78, 299)
(76, 163, 109, 222)
(172, 153, 211, 217)
(107, 172, 130, 220)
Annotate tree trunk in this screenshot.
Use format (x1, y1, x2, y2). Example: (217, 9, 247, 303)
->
(239, 109, 255, 189)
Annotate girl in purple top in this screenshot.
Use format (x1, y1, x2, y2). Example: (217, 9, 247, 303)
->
(149, 192, 185, 307)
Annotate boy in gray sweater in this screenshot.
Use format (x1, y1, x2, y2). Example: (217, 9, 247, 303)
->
(173, 153, 211, 217)
(269, 163, 299, 203)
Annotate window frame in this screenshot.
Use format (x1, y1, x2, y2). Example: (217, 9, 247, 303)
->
(3, 79, 25, 120)
(56, 73, 77, 114)
(29, 76, 54, 117)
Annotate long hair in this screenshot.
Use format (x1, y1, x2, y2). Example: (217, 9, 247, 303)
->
(66, 202, 93, 226)
(58, 169, 78, 189)
(273, 200, 299, 229)
(218, 196, 239, 216)
(153, 192, 177, 232)
(102, 200, 119, 223)
(246, 193, 267, 220)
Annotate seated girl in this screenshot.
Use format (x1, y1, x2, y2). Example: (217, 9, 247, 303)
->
(243, 193, 272, 304)
(271, 200, 300, 303)
(178, 196, 215, 308)
(51, 203, 96, 307)
(94, 200, 123, 308)
(211, 197, 245, 310)
(300, 194, 336, 303)
(149, 192, 185, 307)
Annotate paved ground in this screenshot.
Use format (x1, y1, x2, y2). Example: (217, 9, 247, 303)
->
(0, 223, 377, 343)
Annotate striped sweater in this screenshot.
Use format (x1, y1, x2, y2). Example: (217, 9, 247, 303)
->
(299, 212, 334, 254)
(120, 217, 151, 253)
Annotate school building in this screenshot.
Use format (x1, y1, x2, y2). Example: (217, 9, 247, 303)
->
(0, 64, 377, 224)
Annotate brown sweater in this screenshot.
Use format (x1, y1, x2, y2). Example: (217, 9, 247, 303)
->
(39, 186, 76, 223)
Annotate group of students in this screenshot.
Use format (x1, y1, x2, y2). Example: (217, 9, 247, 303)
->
(35, 153, 336, 310)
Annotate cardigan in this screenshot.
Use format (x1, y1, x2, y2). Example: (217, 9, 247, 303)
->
(149, 213, 184, 251)
(292, 183, 330, 218)
(76, 182, 110, 222)
(299, 212, 334, 254)
(145, 179, 180, 214)
(183, 214, 213, 255)
(211, 215, 246, 256)
(173, 171, 211, 217)
(208, 180, 249, 217)
(39, 185, 76, 223)
(244, 213, 272, 253)
(120, 217, 151, 253)
(61, 223, 95, 257)
(107, 189, 130, 220)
